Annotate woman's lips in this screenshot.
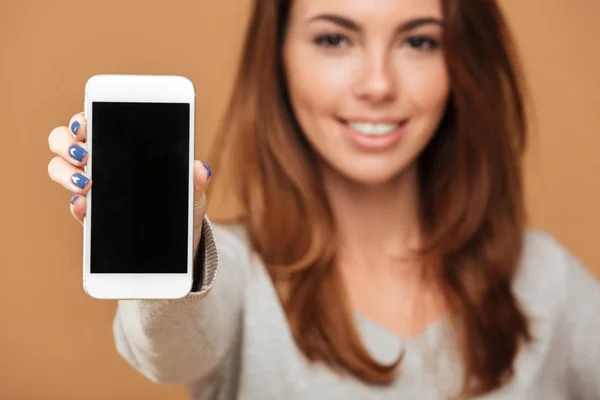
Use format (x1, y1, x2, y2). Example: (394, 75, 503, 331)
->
(339, 119, 409, 152)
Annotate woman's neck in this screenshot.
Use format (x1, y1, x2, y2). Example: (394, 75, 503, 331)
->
(320, 161, 447, 339)
(320, 161, 423, 274)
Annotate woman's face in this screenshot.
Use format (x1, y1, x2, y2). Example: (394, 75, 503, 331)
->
(283, 0, 450, 186)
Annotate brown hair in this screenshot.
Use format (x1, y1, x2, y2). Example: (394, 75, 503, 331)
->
(206, 0, 531, 396)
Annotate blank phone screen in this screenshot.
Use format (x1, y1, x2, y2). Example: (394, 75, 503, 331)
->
(90, 102, 190, 274)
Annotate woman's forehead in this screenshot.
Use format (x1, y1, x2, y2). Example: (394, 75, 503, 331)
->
(289, 0, 443, 22)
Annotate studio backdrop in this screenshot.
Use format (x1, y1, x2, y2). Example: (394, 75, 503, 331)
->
(0, 0, 598, 399)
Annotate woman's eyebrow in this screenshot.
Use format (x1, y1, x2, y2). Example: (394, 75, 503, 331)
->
(306, 14, 443, 33)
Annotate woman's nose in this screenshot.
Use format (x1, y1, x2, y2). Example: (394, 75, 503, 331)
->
(353, 52, 397, 104)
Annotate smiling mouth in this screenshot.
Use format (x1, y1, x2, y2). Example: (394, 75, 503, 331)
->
(338, 118, 409, 136)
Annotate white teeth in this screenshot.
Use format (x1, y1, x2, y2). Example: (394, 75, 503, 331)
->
(348, 122, 399, 136)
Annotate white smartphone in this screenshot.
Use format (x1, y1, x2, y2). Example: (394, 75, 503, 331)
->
(83, 74, 195, 299)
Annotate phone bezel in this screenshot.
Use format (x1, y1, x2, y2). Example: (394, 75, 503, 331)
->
(83, 74, 195, 299)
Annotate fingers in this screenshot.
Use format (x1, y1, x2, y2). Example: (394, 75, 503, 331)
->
(47, 112, 88, 225)
(194, 160, 212, 201)
(192, 160, 212, 259)
(193, 160, 211, 217)
(69, 193, 86, 225)
(68, 112, 87, 142)
(48, 126, 89, 168)
(47, 156, 92, 195)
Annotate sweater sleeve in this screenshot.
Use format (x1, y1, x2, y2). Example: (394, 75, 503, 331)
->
(564, 250, 600, 400)
(112, 215, 251, 385)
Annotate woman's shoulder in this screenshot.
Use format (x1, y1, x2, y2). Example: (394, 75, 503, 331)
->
(515, 228, 599, 318)
(211, 219, 249, 245)
(518, 228, 589, 282)
(208, 216, 252, 257)
(519, 228, 573, 276)
(512, 230, 600, 388)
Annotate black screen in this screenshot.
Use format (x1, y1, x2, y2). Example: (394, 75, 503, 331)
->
(90, 102, 190, 274)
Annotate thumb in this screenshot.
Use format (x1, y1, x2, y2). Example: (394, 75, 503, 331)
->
(193, 160, 211, 259)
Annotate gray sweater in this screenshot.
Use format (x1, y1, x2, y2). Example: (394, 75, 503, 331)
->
(113, 216, 600, 399)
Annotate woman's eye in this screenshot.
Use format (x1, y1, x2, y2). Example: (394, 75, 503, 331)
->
(314, 34, 350, 48)
(404, 36, 439, 51)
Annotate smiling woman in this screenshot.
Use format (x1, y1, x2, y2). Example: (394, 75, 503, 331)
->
(46, 0, 600, 398)
(208, 0, 535, 395)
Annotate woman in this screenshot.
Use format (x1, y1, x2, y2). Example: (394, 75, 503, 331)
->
(47, 0, 600, 398)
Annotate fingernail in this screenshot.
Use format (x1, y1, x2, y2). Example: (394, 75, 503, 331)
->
(70, 194, 79, 205)
(68, 144, 88, 162)
(71, 173, 89, 189)
(71, 121, 80, 136)
(202, 162, 212, 179)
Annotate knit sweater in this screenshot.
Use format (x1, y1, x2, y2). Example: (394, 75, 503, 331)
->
(113, 216, 600, 399)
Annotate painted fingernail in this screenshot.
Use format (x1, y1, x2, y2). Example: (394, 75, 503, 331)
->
(70, 194, 79, 204)
(68, 144, 88, 162)
(71, 173, 89, 189)
(71, 121, 80, 136)
(202, 162, 212, 179)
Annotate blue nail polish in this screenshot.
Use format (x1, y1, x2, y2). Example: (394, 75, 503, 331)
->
(202, 162, 212, 179)
(71, 121, 80, 136)
(71, 173, 89, 189)
(70, 194, 79, 204)
(68, 144, 88, 162)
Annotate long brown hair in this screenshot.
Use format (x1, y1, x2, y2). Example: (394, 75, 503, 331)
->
(206, 0, 531, 396)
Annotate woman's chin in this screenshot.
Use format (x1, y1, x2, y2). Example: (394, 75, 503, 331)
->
(348, 171, 405, 187)
(325, 160, 415, 188)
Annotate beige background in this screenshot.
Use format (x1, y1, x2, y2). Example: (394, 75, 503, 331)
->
(0, 0, 598, 398)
